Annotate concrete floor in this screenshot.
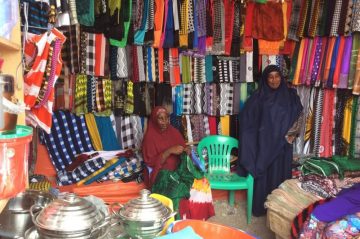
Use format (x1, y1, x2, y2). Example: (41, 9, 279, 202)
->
(207, 200, 276, 239)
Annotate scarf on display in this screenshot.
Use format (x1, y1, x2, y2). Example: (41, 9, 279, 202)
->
(224, 0, 234, 55)
(144, 0, 155, 44)
(307, 0, 321, 37)
(85, 113, 103, 151)
(329, 0, 343, 36)
(349, 97, 359, 158)
(115, 115, 144, 149)
(352, 0, 360, 32)
(211, 0, 225, 55)
(112, 79, 127, 116)
(58, 25, 80, 74)
(153, 0, 165, 48)
(134, 0, 149, 45)
(109, 0, 132, 47)
(162, 0, 175, 48)
(182, 84, 192, 114)
(196, 0, 207, 54)
(173, 85, 184, 116)
(219, 83, 234, 116)
(24, 29, 66, 133)
(351, 34, 360, 94)
(287, 0, 302, 41)
(133, 82, 153, 116)
(230, 0, 242, 57)
(334, 90, 352, 155)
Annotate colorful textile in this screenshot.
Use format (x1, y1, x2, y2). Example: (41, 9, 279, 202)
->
(24, 29, 66, 133)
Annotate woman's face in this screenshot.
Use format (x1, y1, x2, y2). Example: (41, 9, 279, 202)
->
(156, 111, 170, 132)
(266, 71, 282, 90)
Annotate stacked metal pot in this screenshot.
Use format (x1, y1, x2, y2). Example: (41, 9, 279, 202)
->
(29, 193, 110, 239)
(111, 189, 176, 239)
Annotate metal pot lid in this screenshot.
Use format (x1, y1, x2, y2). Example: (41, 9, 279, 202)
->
(118, 189, 171, 222)
(33, 193, 104, 232)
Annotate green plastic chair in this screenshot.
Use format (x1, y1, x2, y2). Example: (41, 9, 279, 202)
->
(197, 135, 254, 224)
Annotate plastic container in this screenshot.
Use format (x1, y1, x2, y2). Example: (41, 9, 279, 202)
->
(0, 125, 33, 199)
(172, 219, 257, 239)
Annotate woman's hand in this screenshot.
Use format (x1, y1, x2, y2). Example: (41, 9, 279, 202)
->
(161, 145, 184, 164)
(285, 135, 296, 144)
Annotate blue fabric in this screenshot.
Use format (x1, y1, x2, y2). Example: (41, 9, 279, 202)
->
(84, 158, 126, 185)
(134, 0, 148, 45)
(313, 183, 360, 222)
(237, 65, 303, 216)
(94, 115, 122, 150)
(327, 36, 340, 88)
(163, 0, 174, 48)
(155, 226, 202, 239)
(205, 55, 213, 82)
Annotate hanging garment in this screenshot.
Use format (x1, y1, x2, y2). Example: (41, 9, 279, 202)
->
(24, 28, 66, 133)
(109, 0, 132, 47)
(116, 115, 144, 150)
(219, 83, 234, 116)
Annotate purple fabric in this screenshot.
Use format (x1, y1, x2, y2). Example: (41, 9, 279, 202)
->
(338, 36, 353, 89)
(313, 183, 360, 222)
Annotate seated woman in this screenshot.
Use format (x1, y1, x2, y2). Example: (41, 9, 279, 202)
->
(142, 106, 215, 220)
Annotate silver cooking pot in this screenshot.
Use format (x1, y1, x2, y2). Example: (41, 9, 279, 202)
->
(111, 189, 176, 239)
(30, 193, 110, 239)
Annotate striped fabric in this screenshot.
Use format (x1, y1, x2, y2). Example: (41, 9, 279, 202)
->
(84, 32, 109, 77)
(24, 28, 66, 133)
(287, 0, 302, 41)
(219, 83, 234, 116)
(20, 0, 49, 34)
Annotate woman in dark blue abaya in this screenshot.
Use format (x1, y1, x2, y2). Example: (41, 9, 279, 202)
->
(237, 65, 303, 216)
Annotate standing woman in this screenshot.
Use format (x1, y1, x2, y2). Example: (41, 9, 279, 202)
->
(237, 65, 303, 216)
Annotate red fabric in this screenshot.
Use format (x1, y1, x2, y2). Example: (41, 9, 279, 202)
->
(207, 116, 217, 135)
(142, 106, 185, 188)
(179, 199, 216, 220)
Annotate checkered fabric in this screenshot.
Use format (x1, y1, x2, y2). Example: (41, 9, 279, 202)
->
(193, 83, 204, 114)
(100, 153, 144, 181)
(40, 110, 104, 185)
(330, 0, 343, 36)
(118, 115, 143, 149)
(86, 33, 96, 75)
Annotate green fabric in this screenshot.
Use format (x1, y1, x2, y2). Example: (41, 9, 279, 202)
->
(332, 156, 360, 178)
(349, 96, 359, 158)
(301, 158, 340, 177)
(109, 0, 132, 47)
(76, 0, 95, 27)
(151, 154, 204, 219)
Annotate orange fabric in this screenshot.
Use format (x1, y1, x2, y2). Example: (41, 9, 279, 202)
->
(58, 180, 146, 204)
(333, 36, 345, 88)
(243, 1, 255, 51)
(323, 37, 336, 83)
(94, 34, 106, 76)
(171, 48, 181, 86)
(153, 0, 165, 48)
(292, 39, 305, 85)
(34, 143, 57, 177)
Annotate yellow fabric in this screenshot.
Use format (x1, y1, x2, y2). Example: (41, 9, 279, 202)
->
(77, 158, 118, 186)
(191, 178, 212, 193)
(84, 113, 103, 151)
(220, 115, 230, 136)
(150, 193, 174, 235)
(108, 0, 121, 16)
(293, 39, 305, 85)
(29, 181, 51, 192)
(179, 0, 188, 47)
(342, 97, 353, 147)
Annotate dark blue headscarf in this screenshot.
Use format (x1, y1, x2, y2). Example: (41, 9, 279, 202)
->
(238, 65, 303, 178)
